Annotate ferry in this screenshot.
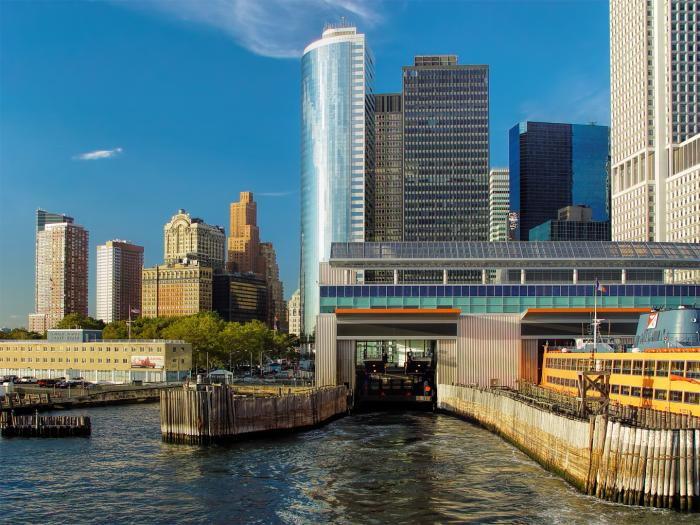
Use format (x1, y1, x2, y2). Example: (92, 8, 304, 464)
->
(541, 306, 700, 417)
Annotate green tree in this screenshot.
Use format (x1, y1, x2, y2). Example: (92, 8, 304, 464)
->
(102, 321, 128, 340)
(0, 328, 44, 340)
(55, 313, 105, 330)
(162, 312, 225, 369)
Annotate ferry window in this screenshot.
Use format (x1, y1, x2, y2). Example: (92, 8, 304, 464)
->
(687, 362, 700, 379)
(656, 361, 669, 377)
(631, 387, 641, 397)
(671, 361, 685, 376)
(642, 387, 653, 399)
(622, 361, 632, 375)
(611, 384, 620, 394)
(654, 389, 668, 401)
(684, 392, 700, 404)
(670, 390, 683, 402)
(632, 360, 643, 375)
(621, 386, 631, 396)
(613, 360, 621, 374)
(643, 362, 654, 376)
(603, 360, 612, 372)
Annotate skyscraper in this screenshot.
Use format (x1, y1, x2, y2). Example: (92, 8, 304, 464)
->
(488, 168, 510, 242)
(509, 122, 610, 240)
(227, 192, 260, 273)
(163, 209, 225, 271)
(287, 289, 301, 337)
(371, 93, 403, 241)
(300, 23, 374, 335)
(142, 261, 213, 318)
(96, 240, 144, 323)
(402, 56, 489, 242)
(259, 242, 286, 331)
(610, 1, 700, 242)
(29, 210, 88, 332)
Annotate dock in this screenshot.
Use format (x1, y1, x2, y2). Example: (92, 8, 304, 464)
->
(0, 412, 91, 438)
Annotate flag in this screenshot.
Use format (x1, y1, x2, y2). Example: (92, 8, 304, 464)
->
(670, 374, 700, 386)
(130, 308, 141, 314)
(595, 279, 606, 294)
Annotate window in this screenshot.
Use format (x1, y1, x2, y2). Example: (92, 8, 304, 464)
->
(670, 390, 683, 402)
(632, 360, 643, 375)
(671, 361, 685, 376)
(622, 361, 632, 375)
(688, 361, 700, 379)
(611, 384, 620, 394)
(684, 392, 700, 404)
(656, 361, 669, 377)
(621, 386, 631, 396)
(631, 387, 641, 397)
(655, 389, 668, 401)
(613, 360, 621, 374)
(642, 387, 653, 399)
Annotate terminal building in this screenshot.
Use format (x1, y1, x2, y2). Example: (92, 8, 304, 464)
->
(0, 330, 192, 383)
(313, 241, 700, 402)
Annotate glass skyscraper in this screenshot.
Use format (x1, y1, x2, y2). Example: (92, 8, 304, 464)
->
(509, 121, 610, 240)
(300, 24, 374, 335)
(402, 56, 489, 242)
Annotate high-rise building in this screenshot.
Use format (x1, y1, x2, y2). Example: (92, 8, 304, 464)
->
(227, 192, 260, 273)
(402, 56, 489, 242)
(259, 242, 286, 331)
(300, 23, 374, 335)
(610, 1, 700, 242)
(287, 289, 301, 337)
(29, 211, 88, 332)
(529, 205, 611, 241)
(163, 209, 225, 271)
(509, 122, 610, 240)
(141, 261, 213, 318)
(213, 272, 268, 324)
(371, 93, 403, 241)
(488, 168, 510, 242)
(96, 240, 144, 323)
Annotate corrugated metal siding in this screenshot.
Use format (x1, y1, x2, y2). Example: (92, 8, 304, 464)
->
(520, 339, 539, 384)
(436, 339, 457, 387)
(456, 314, 521, 388)
(336, 340, 356, 391)
(315, 314, 337, 387)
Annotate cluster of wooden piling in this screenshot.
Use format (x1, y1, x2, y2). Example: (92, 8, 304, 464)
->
(160, 385, 348, 444)
(438, 383, 700, 512)
(1, 392, 52, 411)
(0, 412, 91, 438)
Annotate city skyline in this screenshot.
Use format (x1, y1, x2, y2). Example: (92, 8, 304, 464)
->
(0, 1, 611, 327)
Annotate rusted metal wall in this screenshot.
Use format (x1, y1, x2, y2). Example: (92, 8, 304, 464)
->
(455, 314, 521, 388)
(436, 339, 457, 386)
(315, 314, 337, 387)
(336, 340, 356, 391)
(520, 339, 539, 384)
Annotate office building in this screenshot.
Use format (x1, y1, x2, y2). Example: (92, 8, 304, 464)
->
(402, 56, 489, 242)
(259, 242, 286, 331)
(141, 261, 213, 318)
(213, 273, 268, 324)
(372, 93, 403, 241)
(509, 122, 610, 240)
(300, 23, 375, 335)
(529, 205, 611, 241)
(489, 168, 510, 241)
(29, 211, 88, 333)
(227, 192, 260, 273)
(287, 289, 301, 337)
(163, 209, 225, 271)
(96, 240, 144, 323)
(610, 1, 700, 242)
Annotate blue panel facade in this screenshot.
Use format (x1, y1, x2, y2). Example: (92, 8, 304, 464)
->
(572, 124, 610, 221)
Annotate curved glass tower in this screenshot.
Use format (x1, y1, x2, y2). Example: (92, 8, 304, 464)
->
(300, 25, 374, 336)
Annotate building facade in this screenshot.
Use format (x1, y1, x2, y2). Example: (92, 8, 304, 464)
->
(96, 240, 144, 323)
(0, 337, 191, 383)
(371, 93, 403, 241)
(402, 56, 489, 242)
(213, 273, 268, 324)
(509, 122, 610, 240)
(141, 261, 213, 318)
(488, 168, 510, 241)
(287, 289, 301, 337)
(259, 242, 286, 331)
(610, 0, 700, 242)
(529, 205, 611, 241)
(227, 191, 260, 273)
(163, 209, 225, 271)
(29, 212, 89, 333)
(300, 24, 375, 335)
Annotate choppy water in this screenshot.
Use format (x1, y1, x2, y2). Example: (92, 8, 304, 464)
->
(1, 404, 695, 524)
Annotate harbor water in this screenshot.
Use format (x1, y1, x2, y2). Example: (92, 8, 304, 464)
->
(1, 404, 695, 524)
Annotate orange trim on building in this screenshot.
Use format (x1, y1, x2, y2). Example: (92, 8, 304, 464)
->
(334, 308, 461, 316)
(525, 307, 650, 314)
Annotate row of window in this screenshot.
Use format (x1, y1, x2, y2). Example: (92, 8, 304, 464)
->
(0, 346, 186, 353)
(545, 357, 700, 378)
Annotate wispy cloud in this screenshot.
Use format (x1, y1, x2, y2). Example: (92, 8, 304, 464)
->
(74, 147, 123, 161)
(257, 191, 296, 197)
(115, 0, 385, 58)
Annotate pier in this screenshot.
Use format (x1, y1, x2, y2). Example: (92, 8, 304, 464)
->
(160, 384, 348, 444)
(0, 412, 91, 438)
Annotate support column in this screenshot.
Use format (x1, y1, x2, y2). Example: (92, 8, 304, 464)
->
(481, 269, 487, 284)
(393, 269, 399, 285)
(621, 269, 626, 284)
(443, 269, 449, 285)
(520, 269, 526, 285)
(572, 269, 578, 284)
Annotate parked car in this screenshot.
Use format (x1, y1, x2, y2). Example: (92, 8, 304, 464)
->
(37, 378, 59, 387)
(19, 376, 38, 384)
(1, 375, 19, 384)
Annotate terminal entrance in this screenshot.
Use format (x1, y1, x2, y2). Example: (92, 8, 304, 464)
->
(354, 340, 436, 409)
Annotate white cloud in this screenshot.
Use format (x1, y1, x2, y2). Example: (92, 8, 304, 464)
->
(74, 147, 123, 161)
(116, 0, 384, 58)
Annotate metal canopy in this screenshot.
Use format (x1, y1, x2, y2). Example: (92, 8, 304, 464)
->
(329, 241, 700, 269)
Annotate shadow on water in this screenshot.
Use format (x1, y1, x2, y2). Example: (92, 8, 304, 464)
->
(1, 404, 697, 525)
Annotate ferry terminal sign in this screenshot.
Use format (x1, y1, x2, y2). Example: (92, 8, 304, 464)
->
(131, 355, 164, 369)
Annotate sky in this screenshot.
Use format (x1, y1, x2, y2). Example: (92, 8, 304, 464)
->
(0, 0, 611, 328)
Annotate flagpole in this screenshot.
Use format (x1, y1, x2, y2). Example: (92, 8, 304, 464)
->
(593, 279, 597, 365)
(128, 304, 132, 341)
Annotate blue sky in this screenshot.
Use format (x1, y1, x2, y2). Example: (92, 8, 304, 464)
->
(0, 0, 610, 327)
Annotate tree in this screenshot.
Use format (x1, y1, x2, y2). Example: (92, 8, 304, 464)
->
(55, 313, 105, 331)
(162, 312, 225, 368)
(102, 321, 128, 340)
(0, 328, 44, 340)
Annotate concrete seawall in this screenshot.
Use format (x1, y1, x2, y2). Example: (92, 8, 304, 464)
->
(438, 384, 700, 511)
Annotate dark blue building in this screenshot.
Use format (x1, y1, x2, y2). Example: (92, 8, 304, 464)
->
(509, 122, 609, 240)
